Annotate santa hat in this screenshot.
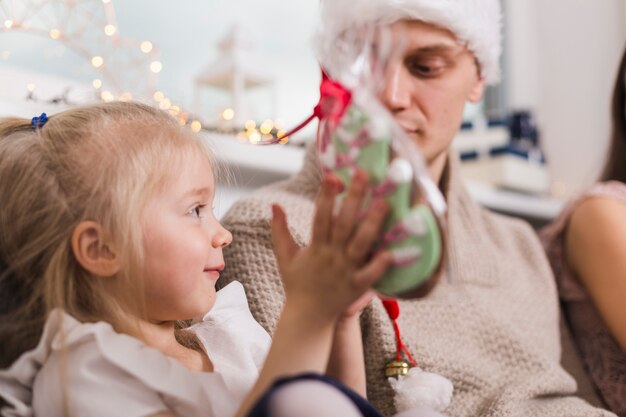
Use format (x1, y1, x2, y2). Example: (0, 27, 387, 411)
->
(319, 0, 502, 85)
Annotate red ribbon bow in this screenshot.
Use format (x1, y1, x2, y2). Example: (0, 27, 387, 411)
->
(279, 70, 352, 142)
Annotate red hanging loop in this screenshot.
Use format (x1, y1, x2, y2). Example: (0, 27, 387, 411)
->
(276, 70, 353, 141)
(382, 298, 417, 366)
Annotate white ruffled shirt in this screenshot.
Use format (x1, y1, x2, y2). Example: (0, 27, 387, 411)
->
(0, 281, 271, 417)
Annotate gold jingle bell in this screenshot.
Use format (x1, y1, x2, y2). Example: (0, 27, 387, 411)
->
(384, 360, 411, 379)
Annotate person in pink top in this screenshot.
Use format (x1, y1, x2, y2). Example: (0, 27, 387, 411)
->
(540, 43, 626, 416)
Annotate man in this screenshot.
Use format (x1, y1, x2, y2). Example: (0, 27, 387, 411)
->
(220, 0, 614, 415)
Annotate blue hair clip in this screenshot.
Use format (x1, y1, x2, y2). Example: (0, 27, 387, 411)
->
(31, 113, 48, 129)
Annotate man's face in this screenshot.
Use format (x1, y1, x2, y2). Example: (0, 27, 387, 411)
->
(380, 20, 485, 170)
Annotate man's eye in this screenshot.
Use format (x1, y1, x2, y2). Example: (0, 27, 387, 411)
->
(406, 59, 445, 77)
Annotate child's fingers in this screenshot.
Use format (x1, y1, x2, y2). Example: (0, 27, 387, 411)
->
(353, 251, 390, 289)
(270, 204, 298, 266)
(331, 170, 368, 246)
(345, 199, 388, 263)
(311, 174, 340, 245)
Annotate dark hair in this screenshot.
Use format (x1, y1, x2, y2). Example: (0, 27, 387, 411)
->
(600, 43, 626, 182)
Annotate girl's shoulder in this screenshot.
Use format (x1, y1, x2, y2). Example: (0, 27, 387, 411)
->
(1, 282, 271, 417)
(567, 183, 626, 267)
(540, 181, 626, 300)
(0, 308, 238, 417)
(541, 181, 626, 241)
(565, 181, 626, 243)
(190, 281, 271, 380)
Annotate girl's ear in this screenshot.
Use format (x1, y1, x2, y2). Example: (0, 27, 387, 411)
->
(71, 221, 120, 277)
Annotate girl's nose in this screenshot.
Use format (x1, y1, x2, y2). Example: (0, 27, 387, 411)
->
(212, 224, 233, 248)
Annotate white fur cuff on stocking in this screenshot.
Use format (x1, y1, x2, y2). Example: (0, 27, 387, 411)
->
(388, 367, 453, 414)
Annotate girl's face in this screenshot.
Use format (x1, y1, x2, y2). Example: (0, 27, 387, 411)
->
(140, 152, 232, 322)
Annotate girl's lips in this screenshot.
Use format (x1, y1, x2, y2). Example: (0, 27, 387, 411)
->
(203, 269, 221, 280)
(204, 264, 225, 272)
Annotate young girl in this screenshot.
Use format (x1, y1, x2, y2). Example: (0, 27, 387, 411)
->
(0, 102, 392, 417)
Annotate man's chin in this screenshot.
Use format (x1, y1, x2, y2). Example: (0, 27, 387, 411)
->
(401, 133, 435, 159)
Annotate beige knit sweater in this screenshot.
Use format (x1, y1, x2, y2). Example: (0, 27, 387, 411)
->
(220, 145, 615, 417)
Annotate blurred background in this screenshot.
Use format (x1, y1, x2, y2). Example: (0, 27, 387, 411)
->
(1, 0, 624, 224)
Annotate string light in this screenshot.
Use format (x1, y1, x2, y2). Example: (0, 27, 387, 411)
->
(260, 119, 274, 135)
(159, 98, 172, 110)
(104, 24, 116, 36)
(91, 55, 104, 68)
(2, 4, 287, 147)
(101, 91, 114, 102)
(140, 41, 153, 53)
(153, 91, 165, 102)
(249, 131, 261, 144)
(150, 61, 162, 73)
(222, 108, 235, 121)
(190, 120, 202, 133)
(1, 1, 163, 104)
(0, 0, 180, 124)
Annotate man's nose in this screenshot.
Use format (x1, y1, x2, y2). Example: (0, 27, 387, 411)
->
(380, 64, 411, 112)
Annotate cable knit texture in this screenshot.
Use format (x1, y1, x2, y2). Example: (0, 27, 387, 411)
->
(219, 144, 616, 417)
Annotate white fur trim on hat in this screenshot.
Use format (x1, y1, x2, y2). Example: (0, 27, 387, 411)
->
(319, 0, 502, 85)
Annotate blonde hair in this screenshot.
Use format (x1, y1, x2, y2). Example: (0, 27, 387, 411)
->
(0, 101, 215, 367)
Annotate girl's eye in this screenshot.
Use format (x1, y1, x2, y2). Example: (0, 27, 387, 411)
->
(188, 205, 207, 219)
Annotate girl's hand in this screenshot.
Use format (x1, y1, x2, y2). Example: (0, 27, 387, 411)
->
(235, 172, 389, 417)
(271, 171, 390, 323)
(341, 290, 376, 318)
